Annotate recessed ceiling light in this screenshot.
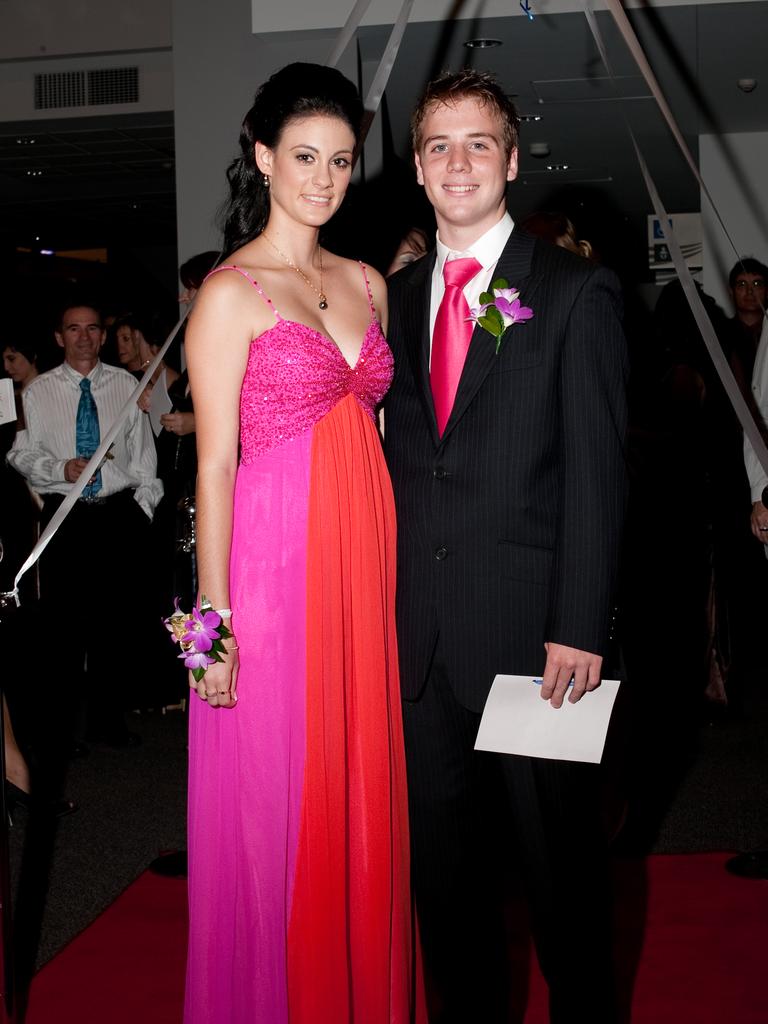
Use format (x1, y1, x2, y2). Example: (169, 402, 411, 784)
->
(520, 114, 542, 122)
(464, 38, 503, 48)
(546, 163, 569, 171)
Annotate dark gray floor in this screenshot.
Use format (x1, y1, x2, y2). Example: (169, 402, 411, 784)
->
(653, 692, 768, 854)
(9, 708, 188, 969)
(7, 678, 768, 974)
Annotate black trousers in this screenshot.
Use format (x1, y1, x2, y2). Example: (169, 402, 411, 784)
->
(402, 640, 617, 1024)
(39, 490, 153, 748)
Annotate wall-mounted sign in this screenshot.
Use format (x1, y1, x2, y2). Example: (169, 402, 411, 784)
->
(648, 212, 702, 272)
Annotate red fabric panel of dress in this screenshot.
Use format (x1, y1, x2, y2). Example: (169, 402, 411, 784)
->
(288, 393, 425, 1023)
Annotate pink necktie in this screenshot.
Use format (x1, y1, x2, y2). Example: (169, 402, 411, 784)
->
(431, 256, 482, 436)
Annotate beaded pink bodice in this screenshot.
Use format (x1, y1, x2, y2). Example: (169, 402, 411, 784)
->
(206, 265, 393, 462)
(240, 316, 392, 461)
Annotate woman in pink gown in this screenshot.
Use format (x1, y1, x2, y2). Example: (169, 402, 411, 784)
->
(184, 63, 424, 1023)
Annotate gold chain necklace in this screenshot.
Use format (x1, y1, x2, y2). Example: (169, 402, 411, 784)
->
(262, 232, 328, 310)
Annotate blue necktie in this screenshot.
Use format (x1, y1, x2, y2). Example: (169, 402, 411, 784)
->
(76, 377, 102, 496)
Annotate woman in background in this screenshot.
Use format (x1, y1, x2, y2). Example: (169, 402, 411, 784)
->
(521, 210, 595, 260)
(2, 339, 39, 430)
(178, 251, 220, 307)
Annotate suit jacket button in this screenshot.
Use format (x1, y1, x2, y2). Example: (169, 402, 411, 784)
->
(433, 466, 447, 479)
(434, 546, 448, 561)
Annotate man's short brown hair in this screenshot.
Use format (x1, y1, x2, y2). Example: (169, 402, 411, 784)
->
(410, 69, 520, 157)
(56, 301, 103, 332)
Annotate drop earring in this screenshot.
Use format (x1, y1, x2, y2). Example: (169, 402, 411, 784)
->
(263, 174, 270, 189)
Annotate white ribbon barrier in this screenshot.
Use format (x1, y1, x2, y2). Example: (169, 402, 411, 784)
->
(584, 0, 768, 479)
(326, 0, 374, 67)
(326, 0, 414, 125)
(602, 0, 744, 263)
(328, 0, 416, 151)
(363, 0, 415, 115)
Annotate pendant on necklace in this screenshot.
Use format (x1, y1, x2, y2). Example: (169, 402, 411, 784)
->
(319, 297, 328, 310)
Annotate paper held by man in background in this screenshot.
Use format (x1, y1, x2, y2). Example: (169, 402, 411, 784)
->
(0, 378, 16, 427)
(475, 674, 621, 764)
(148, 374, 173, 437)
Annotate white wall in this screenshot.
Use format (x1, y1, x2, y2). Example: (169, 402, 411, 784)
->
(173, 0, 356, 261)
(701, 132, 768, 315)
(0, 0, 170, 60)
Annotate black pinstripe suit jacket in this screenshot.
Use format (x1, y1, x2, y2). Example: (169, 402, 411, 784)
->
(384, 229, 629, 712)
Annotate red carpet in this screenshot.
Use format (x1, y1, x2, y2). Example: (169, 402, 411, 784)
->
(26, 870, 188, 1024)
(26, 853, 768, 1023)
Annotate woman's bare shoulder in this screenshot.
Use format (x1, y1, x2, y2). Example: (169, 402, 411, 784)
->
(189, 258, 276, 344)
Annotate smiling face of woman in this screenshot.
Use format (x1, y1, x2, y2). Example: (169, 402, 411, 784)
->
(255, 114, 356, 230)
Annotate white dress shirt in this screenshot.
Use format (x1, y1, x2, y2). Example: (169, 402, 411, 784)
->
(428, 212, 515, 363)
(7, 360, 163, 519)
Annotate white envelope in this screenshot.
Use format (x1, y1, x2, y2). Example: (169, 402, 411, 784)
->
(474, 674, 620, 764)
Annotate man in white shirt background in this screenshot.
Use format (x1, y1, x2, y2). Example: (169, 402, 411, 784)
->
(8, 303, 162, 753)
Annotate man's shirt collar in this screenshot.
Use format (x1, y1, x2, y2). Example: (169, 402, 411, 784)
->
(435, 212, 515, 277)
(61, 360, 104, 387)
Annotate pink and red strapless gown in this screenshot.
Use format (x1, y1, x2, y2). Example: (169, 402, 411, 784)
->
(185, 266, 425, 1024)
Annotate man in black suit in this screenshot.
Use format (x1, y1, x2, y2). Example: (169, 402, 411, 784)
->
(385, 70, 628, 1022)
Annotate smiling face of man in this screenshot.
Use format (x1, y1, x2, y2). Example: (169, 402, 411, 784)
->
(414, 96, 518, 250)
(55, 306, 105, 372)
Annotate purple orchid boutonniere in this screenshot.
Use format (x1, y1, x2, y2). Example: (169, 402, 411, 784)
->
(163, 595, 233, 682)
(467, 277, 534, 354)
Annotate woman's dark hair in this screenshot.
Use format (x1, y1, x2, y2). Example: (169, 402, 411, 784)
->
(180, 251, 221, 291)
(112, 311, 164, 348)
(2, 338, 39, 365)
(221, 62, 363, 256)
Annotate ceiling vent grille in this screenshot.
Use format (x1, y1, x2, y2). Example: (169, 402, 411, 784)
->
(34, 67, 139, 111)
(35, 71, 86, 110)
(88, 67, 139, 106)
